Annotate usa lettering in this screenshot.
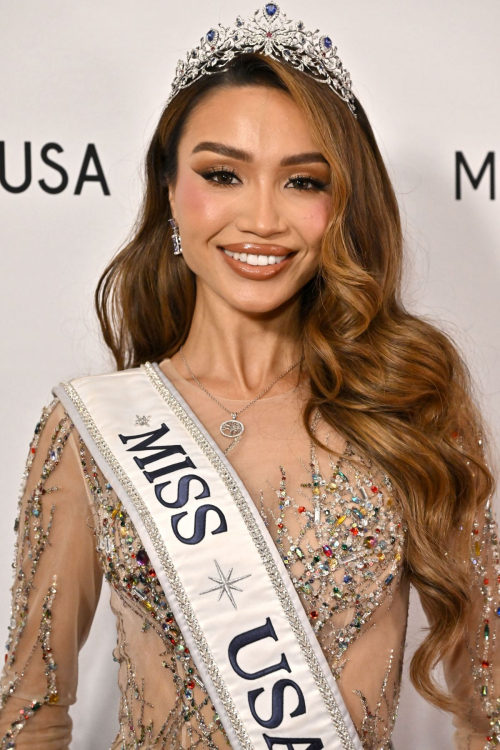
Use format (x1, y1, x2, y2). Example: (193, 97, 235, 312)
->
(228, 617, 324, 749)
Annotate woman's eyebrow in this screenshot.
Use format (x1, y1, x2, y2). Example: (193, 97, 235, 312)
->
(191, 141, 328, 166)
(191, 141, 250, 161)
(280, 152, 329, 167)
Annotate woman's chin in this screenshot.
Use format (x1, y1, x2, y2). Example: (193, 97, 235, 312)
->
(217, 288, 301, 317)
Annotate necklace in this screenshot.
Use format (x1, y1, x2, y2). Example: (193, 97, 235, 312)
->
(179, 345, 303, 454)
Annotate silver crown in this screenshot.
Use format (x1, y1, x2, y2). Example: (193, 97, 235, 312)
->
(167, 4, 357, 117)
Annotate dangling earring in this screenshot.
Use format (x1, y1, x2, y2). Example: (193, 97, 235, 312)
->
(168, 217, 183, 255)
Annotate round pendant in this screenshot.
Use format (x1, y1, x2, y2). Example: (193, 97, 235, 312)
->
(220, 419, 245, 438)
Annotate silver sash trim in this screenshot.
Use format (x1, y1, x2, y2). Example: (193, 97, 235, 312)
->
(53, 362, 363, 750)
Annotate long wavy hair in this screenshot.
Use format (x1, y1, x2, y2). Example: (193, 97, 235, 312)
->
(95, 53, 497, 713)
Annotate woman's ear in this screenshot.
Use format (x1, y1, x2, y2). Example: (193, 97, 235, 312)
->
(167, 183, 177, 222)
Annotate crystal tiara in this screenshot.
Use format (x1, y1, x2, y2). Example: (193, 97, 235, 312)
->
(167, 3, 357, 117)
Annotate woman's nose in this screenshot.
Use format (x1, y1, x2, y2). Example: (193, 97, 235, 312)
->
(234, 180, 287, 237)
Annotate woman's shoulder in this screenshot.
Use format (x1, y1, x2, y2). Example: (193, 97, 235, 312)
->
(25, 397, 82, 477)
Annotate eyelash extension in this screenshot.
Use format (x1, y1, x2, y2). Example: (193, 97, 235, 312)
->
(201, 167, 240, 188)
(288, 175, 329, 191)
(200, 168, 328, 192)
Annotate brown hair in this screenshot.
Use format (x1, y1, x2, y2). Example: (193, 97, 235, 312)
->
(95, 53, 497, 713)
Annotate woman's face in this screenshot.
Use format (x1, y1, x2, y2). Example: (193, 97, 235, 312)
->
(168, 84, 333, 314)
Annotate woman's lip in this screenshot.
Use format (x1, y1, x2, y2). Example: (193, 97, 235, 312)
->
(217, 246, 295, 280)
(219, 243, 294, 257)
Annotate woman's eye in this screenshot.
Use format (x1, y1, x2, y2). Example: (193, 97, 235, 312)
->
(200, 170, 327, 191)
(202, 169, 240, 187)
(287, 176, 327, 191)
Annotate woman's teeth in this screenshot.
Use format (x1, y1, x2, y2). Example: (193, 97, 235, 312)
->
(222, 248, 288, 266)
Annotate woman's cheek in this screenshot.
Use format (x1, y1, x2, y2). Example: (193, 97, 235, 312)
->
(176, 174, 231, 226)
(297, 196, 332, 246)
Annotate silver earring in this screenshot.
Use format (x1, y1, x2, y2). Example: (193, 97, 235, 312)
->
(168, 217, 183, 255)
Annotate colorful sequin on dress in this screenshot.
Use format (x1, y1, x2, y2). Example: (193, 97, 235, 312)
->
(0, 395, 498, 749)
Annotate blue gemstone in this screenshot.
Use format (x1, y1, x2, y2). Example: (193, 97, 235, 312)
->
(323, 36, 332, 49)
(265, 4, 277, 16)
(496, 606, 500, 616)
(206, 29, 216, 43)
(384, 574, 394, 585)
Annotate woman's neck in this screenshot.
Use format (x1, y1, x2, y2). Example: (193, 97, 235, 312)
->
(168, 288, 306, 400)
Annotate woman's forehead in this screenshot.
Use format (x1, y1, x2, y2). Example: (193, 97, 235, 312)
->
(179, 86, 323, 158)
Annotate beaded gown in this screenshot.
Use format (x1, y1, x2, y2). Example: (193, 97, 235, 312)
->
(0, 357, 498, 750)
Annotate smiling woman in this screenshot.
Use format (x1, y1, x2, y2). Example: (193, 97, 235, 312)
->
(0, 6, 498, 750)
(167, 85, 333, 293)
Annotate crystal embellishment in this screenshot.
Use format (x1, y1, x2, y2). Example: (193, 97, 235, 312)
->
(166, 5, 357, 117)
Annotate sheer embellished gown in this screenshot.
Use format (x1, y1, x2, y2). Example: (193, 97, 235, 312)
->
(0, 357, 498, 749)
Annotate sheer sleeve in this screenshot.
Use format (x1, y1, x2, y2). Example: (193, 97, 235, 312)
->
(0, 399, 103, 749)
(440, 433, 500, 750)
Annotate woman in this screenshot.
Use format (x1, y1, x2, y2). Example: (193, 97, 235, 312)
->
(0, 5, 497, 749)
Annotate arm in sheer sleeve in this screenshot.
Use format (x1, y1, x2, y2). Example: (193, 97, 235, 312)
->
(0, 399, 103, 749)
(440, 438, 500, 750)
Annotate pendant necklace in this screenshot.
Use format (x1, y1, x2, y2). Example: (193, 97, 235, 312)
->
(179, 345, 303, 454)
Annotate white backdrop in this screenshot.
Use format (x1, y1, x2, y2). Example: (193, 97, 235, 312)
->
(1, 1, 499, 748)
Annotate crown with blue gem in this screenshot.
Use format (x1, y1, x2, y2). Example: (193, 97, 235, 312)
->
(167, 4, 357, 117)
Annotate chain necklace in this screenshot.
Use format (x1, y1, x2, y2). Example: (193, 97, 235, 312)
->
(179, 345, 303, 454)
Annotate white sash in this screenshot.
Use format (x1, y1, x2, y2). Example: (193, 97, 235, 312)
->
(53, 362, 363, 750)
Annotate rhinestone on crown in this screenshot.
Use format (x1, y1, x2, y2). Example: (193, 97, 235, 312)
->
(167, 4, 357, 117)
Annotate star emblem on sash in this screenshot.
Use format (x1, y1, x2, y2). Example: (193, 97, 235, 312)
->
(135, 415, 151, 426)
(199, 560, 251, 609)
